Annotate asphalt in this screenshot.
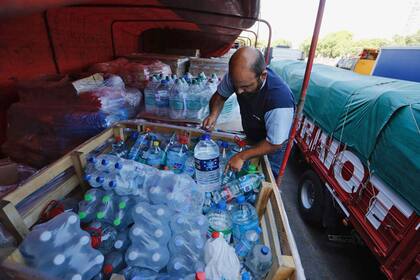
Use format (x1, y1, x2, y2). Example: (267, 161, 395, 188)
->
(280, 158, 387, 280)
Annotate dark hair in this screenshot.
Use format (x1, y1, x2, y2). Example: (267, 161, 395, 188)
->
(251, 50, 266, 77)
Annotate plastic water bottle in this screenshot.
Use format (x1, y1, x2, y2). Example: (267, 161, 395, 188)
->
(125, 245, 170, 272)
(245, 245, 273, 279)
(95, 154, 119, 172)
(123, 267, 158, 280)
(126, 130, 150, 161)
(235, 227, 262, 258)
(114, 230, 131, 252)
(207, 200, 232, 242)
(221, 170, 237, 185)
(86, 221, 118, 255)
(231, 195, 259, 244)
(186, 79, 202, 119)
(96, 193, 115, 223)
(170, 213, 208, 237)
(168, 233, 205, 259)
(155, 79, 170, 117)
(112, 196, 134, 228)
(131, 203, 173, 226)
(194, 134, 220, 192)
(211, 174, 264, 203)
(169, 79, 187, 119)
(202, 192, 214, 215)
(167, 255, 194, 277)
(102, 251, 125, 277)
(219, 141, 229, 173)
(183, 152, 196, 178)
(145, 140, 165, 168)
(110, 136, 128, 158)
(144, 76, 159, 114)
(166, 135, 189, 173)
(84, 171, 105, 188)
(78, 189, 105, 223)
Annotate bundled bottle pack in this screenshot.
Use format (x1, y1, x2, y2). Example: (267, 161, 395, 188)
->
(2, 74, 142, 168)
(89, 58, 172, 90)
(143, 72, 239, 123)
(17, 129, 273, 280)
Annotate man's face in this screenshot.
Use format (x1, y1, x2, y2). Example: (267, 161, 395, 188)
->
(230, 69, 267, 98)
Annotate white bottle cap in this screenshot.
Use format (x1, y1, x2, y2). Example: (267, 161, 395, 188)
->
(114, 240, 123, 249)
(133, 227, 143, 236)
(80, 236, 90, 245)
(135, 206, 144, 214)
(68, 215, 78, 225)
(152, 253, 161, 262)
(95, 255, 104, 264)
(53, 254, 65, 265)
(154, 229, 163, 238)
(71, 274, 82, 280)
(40, 231, 52, 242)
(156, 208, 165, 216)
(128, 251, 138, 260)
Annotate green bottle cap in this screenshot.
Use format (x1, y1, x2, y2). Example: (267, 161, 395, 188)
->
(113, 219, 121, 226)
(102, 195, 111, 203)
(84, 194, 93, 201)
(97, 212, 105, 219)
(248, 164, 257, 172)
(78, 212, 87, 219)
(119, 202, 127, 209)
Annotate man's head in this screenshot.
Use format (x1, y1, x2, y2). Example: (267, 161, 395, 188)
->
(228, 47, 267, 97)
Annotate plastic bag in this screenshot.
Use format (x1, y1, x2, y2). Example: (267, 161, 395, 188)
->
(204, 234, 240, 280)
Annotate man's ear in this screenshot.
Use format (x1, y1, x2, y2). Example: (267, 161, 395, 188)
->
(260, 69, 268, 80)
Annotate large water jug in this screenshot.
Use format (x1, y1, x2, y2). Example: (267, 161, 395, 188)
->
(245, 245, 273, 279)
(144, 76, 159, 114)
(231, 195, 259, 244)
(155, 79, 170, 117)
(194, 134, 220, 192)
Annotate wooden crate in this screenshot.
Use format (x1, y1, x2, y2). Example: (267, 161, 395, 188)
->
(0, 120, 304, 280)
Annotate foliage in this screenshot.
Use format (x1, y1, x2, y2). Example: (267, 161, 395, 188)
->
(299, 30, 420, 58)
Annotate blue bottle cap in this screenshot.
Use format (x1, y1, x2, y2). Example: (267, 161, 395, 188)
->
(114, 162, 123, 170)
(205, 192, 212, 198)
(84, 174, 91, 181)
(236, 195, 245, 204)
(87, 157, 96, 163)
(101, 159, 108, 166)
(217, 200, 227, 210)
(109, 181, 116, 188)
(242, 272, 250, 280)
(221, 141, 229, 148)
(96, 176, 104, 184)
(200, 134, 211, 141)
(261, 246, 270, 255)
(255, 226, 262, 234)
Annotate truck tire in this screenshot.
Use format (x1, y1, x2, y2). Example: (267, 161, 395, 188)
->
(298, 169, 325, 226)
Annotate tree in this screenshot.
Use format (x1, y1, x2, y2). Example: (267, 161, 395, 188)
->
(272, 38, 292, 47)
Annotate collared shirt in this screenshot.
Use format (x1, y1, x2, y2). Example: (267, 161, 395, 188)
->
(217, 68, 295, 145)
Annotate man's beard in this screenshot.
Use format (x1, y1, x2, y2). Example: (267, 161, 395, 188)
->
(241, 77, 264, 99)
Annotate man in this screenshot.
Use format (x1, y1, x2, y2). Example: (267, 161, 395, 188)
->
(202, 47, 295, 176)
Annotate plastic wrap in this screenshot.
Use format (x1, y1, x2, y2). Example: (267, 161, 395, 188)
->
(89, 59, 172, 90)
(2, 74, 141, 168)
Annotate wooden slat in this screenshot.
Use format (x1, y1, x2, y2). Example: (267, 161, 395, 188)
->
(272, 256, 296, 280)
(0, 200, 29, 242)
(266, 201, 283, 260)
(260, 213, 270, 246)
(270, 187, 292, 256)
(256, 182, 273, 220)
(22, 175, 80, 228)
(71, 151, 88, 192)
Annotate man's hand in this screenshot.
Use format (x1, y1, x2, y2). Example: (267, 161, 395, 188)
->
(202, 114, 217, 131)
(225, 153, 245, 173)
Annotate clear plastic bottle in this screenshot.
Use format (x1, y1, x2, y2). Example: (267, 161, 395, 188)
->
(127, 130, 152, 161)
(95, 154, 119, 172)
(95, 193, 116, 223)
(219, 141, 230, 174)
(207, 200, 232, 242)
(144, 76, 159, 114)
(114, 230, 131, 252)
(202, 192, 214, 215)
(87, 221, 118, 255)
(102, 251, 125, 277)
(110, 136, 128, 158)
(166, 135, 189, 174)
(84, 171, 105, 188)
(145, 140, 165, 168)
(78, 189, 104, 223)
(186, 79, 202, 120)
(194, 133, 220, 192)
(125, 244, 170, 272)
(211, 174, 264, 204)
(155, 79, 170, 117)
(231, 195, 259, 244)
(235, 227, 262, 258)
(245, 245, 273, 279)
(183, 152, 196, 178)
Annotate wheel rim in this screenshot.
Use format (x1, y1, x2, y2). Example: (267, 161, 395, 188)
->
(301, 180, 315, 209)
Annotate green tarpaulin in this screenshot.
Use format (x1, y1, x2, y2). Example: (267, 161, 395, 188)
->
(271, 60, 420, 213)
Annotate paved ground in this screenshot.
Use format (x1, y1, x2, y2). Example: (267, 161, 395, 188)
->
(280, 158, 387, 280)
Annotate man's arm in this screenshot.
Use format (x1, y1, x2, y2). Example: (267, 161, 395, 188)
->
(202, 73, 234, 130)
(226, 139, 281, 172)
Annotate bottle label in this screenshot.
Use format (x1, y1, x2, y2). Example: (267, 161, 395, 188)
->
(187, 99, 202, 111)
(169, 99, 185, 110)
(144, 93, 155, 106)
(233, 220, 259, 242)
(195, 157, 219, 171)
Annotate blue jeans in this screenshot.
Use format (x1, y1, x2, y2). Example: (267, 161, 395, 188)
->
(267, 141, 289, 178)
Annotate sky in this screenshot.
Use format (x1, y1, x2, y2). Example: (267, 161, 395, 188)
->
(246, 0, 420, 48)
